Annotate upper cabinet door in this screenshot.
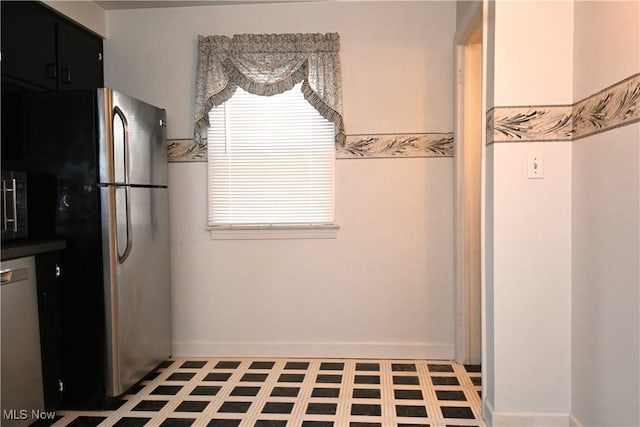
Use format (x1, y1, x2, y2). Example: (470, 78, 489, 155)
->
(1, 1, 58, 90)
(57, 20, 104, 91)
(1, 1, 104, 91)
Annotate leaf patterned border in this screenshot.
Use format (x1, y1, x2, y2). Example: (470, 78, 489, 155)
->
(168, 138, 207, 163)
(168, 72, 638, 160)
(168, 132, 454, 163)
(488, 73, 640, 144)
(337, 133, 453, 159)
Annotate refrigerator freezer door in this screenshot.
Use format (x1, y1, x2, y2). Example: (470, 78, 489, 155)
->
(97, 88, 167, 187)
(100, 185, 171, 396)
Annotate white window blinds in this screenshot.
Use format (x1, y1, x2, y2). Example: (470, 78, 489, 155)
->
(207, 83, 336, 227)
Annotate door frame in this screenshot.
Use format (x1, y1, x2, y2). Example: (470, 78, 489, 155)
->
(454, 2, 484, 365)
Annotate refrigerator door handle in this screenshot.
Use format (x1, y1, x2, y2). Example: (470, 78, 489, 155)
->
(112, 106, 130, 185)
(121, 186, 133, 263)
(114, 186, 133, 264)
(112, 106, 133, 263)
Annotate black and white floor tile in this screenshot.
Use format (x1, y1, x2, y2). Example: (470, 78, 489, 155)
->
(51, 358, 484, 427)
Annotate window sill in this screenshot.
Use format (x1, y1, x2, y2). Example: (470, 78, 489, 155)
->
(208, 224, 339, 240)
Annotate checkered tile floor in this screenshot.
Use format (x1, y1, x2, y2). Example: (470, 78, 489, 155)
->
(51, 357, 484, 427)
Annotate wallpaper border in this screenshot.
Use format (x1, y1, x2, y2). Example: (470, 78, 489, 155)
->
(168, 73, 638, 160)
(168, 138, 207, 163)
(168, 132, 454, 163)
(487, 73, 640, 144)
(337, 133, 453, 159)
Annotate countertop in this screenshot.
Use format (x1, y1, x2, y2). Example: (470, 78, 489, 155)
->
(1, 239, 67, 261)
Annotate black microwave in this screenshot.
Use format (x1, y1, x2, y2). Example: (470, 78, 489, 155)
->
(1, 171, 28, 240)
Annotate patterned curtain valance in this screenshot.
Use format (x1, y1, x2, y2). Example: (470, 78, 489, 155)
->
(193, 32, 345, 147)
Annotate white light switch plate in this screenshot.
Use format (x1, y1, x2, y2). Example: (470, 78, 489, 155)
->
(528, 153, 544, 179)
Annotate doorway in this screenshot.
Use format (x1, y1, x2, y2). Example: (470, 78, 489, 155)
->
(454, 6, 483, 365)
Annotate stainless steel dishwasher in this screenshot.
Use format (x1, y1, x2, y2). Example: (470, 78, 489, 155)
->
(1, 256, 45, 427)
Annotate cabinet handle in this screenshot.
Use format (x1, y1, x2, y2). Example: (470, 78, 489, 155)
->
(2, 179, 9, 232)
(62, 68, 71, 84)
(2, 178, 17, 232)
(55, 265, 61, 277)
(47, 63, 57, 79)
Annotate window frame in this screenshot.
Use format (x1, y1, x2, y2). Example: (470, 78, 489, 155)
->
(206, 84, 339, 240)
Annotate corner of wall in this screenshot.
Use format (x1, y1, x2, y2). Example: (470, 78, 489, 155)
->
(455, 0, 482, 43)
(570, 2, 640, 426)
(41, 0, 107, 37)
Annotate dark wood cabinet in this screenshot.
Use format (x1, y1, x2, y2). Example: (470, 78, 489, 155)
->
(57, 19, 104, 91)
(0, 1, 58, 90)
(1, 1, 103, 91)
(35, 251, 64, 410)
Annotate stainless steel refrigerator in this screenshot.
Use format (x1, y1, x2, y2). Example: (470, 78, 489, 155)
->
(97, 89, 172, 397)
(1, 88, 172, 407)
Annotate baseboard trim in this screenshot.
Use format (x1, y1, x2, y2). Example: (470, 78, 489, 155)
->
(569, 414, 585, 427)
(484, 399, 495, 426)
(172, 341, 453, 360)
(484, 400, 570, 427)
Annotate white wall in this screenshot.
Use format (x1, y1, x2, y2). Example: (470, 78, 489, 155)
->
(485, 1, 573, 423)
(491, 141, 572, 414)
(572, 1, 639, 101)
(104, 1, 457, 358)
(483, 0, 496, 410)
(571, 2, 640, 426)
(485, 1, 640, 425)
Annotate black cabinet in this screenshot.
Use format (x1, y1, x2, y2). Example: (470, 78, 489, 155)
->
(1, 1, 103, 91)
(57, 19, 104, 91)
(0, 1, 57, 90)
(35, 251, 64, 410)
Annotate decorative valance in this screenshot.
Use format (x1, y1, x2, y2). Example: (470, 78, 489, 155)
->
(193, 33, 345, 147)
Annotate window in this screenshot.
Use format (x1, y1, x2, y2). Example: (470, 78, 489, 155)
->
(207, 82, 337, 239)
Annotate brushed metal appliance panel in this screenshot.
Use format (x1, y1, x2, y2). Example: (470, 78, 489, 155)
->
(97, 88, 168, 187)
(0, 256, 44, 426)
(100, 185, 171, 396)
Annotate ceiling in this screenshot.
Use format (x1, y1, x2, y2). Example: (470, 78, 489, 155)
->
(94, 0, 326, 10)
